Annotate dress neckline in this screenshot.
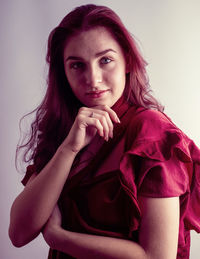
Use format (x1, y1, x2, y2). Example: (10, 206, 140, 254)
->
(111, 96, 130, 119)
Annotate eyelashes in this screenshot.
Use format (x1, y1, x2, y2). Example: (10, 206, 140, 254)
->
(100, 57, 112, 64)
(70, 62, 84, 70)
(69, 57, 113, 70)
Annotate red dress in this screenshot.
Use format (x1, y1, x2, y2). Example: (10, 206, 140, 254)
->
(22, 98, 200, 259)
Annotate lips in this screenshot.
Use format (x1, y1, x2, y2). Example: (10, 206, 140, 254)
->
(86, 90, 109, 98)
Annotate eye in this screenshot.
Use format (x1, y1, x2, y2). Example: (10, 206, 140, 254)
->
(70, 62, 85, 70)
(100, 57, 112, 64)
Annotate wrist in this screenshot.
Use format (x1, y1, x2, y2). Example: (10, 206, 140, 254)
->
(57, 142, 79, 156)
(56, 145, 79, 163)
(43, 224, 61, 249)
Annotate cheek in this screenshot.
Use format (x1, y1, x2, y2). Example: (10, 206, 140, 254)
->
(65, 68, 84, 85)
(65, 70, 77, 87)
(107, 65, 126, 86)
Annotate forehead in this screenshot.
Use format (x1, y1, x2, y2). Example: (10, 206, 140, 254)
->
(63, 27, 123, 57)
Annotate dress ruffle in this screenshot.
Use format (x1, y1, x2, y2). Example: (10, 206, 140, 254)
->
(119, 109, 200, 235)
(21, 103, 200, 259)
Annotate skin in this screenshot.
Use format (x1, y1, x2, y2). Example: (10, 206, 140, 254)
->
(9, 27, 180, 259)
(63, 26, 127, 108)
(42, 198, 179, 259)
(63, 26, 127, 145)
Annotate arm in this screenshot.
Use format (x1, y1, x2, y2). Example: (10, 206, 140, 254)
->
(9, 105, 119, 247)
(43, 197, 180, 259)
(138, 196, 179, 259)
(9, 146, 77, 247)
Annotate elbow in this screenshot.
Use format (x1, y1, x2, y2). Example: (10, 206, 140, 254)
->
(9, 204, 28, 247)
(10, 238, 25, 248)
(9, 227, 26, 247)
(9, 211, 41, 247)
(8, 223, 39, 248)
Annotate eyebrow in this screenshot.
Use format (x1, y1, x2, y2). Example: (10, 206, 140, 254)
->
(96, 49, 117, 57)
(65, 48, 117, 62)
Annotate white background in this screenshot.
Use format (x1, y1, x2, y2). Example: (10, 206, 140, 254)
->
(1, 0, 200, 258)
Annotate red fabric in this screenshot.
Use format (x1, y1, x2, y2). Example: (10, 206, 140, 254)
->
(22, 98, 200, 259)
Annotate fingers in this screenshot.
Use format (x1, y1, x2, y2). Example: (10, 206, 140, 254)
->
(91, 113, 112, 141)
(99, 105, 121, 124)
(78, 113, 104, 139)
(77, 106, 120, 141)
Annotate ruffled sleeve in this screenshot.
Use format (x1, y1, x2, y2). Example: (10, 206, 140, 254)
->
(131, 132, 192, 198)
(119, 108, 200, 232)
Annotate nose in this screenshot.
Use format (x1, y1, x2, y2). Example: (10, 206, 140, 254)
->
(85, 64, 102, 87)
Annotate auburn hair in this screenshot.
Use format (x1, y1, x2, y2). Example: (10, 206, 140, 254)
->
(17, 4, 163, 173)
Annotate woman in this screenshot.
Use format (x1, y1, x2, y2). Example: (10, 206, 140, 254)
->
(9, 4, 200, 259)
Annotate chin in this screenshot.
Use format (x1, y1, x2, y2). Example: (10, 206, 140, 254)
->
(83, 99, 112, 108)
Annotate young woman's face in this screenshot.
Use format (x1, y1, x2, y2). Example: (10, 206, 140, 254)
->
(63, 27, 127, 107)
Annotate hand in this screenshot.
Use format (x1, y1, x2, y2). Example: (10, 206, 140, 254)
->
(61, 105, 120, 153)
(42, 205, 62, 246)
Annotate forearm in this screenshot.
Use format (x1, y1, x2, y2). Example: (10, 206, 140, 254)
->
(46, 227, 147, 259)
(9, 146, 77, 247)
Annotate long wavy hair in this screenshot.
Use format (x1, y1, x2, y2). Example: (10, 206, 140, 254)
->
(17, 4, 163, 173)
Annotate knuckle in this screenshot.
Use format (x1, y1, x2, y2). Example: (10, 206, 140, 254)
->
(93, 119, 102, 129)
(102, 104, 109, 110)
(79, 107, 87, 113)
(93, 118, 99, 126)
(101, 110, 109, 118)
(76, 114, 84, 124)
(100, 114, 106, 120)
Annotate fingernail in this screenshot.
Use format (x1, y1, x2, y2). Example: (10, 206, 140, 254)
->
(115, 117, 119, 123)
